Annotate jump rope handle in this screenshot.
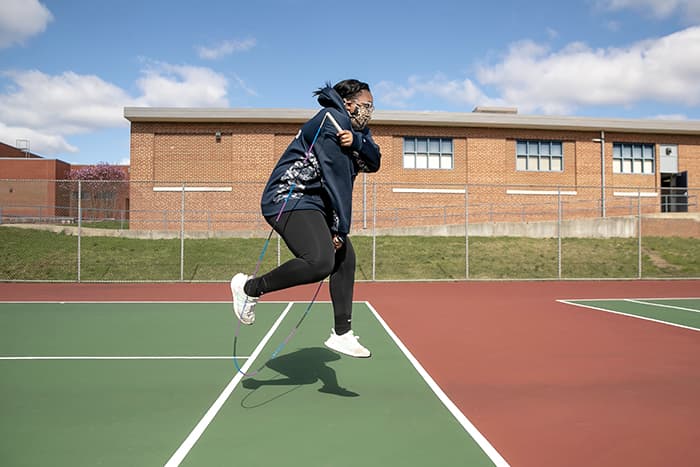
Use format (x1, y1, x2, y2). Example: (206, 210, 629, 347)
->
(326, 112, 344, 133)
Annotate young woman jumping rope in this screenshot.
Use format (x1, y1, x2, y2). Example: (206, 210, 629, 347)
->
(231, 79, 381, 358)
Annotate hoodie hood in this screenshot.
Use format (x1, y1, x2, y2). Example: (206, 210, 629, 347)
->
(316, 85, 346, 111)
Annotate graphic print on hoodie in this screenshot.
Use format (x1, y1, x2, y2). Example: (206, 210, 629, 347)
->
(272, 129, 321, 204)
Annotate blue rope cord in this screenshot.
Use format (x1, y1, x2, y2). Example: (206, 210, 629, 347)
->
(232, 112, 335, 377)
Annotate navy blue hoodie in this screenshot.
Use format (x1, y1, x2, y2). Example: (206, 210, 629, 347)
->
(260, 86, 381, 239)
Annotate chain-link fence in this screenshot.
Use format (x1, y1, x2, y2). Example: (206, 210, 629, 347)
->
(1, 179, 698, 282)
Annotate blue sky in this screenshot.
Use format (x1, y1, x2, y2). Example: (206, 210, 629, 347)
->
(1, 0, 699, 165)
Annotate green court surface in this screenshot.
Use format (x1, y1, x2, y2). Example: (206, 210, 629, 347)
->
(0, 302, 502, 466)
(561, 298, 700, 331)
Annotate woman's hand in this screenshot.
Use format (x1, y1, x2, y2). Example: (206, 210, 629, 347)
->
(332, 235, 344, 250)
(337, 130, 353, 147)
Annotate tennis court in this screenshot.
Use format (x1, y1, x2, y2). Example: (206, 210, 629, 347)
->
(558, 297, 700, 331)
(1, 280, 699, 467)
(0, 300, 503, 467)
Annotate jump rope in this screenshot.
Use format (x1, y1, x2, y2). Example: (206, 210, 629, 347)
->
(232, 111, 345, 377)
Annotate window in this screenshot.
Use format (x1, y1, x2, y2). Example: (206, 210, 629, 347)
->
(516, 140, 563, 172)
(612, 143, 655, 174)
(403, 137, 453, 169)
(71, 191, 90, 201)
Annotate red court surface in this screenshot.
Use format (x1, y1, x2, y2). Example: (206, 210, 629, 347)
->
(2, 280, 698, 467)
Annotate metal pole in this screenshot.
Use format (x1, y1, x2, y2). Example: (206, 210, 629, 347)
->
(180, 183, 185, 281)
(465, 185, 469, 279)
(600, 131, 606, 217)
(363, 172, 367, 229)
(372, 182, 377, 281)
(557, 187, 562, 279)
(638, 189, 642, 279)
(77, 180, 82, 283)
(592, 131, 606, 217)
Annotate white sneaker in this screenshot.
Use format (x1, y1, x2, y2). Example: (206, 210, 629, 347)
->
(230, 273, 257, 325)
(324, 329, 371, 358)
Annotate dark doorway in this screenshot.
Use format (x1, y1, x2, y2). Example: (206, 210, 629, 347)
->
(660, 171, 688, 212)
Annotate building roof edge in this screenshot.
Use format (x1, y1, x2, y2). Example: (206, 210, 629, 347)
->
(123, 107, 700, 135)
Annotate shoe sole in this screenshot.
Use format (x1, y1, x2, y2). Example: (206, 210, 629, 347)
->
(324, 340, 371, 358)
(230, 275, 254, 325)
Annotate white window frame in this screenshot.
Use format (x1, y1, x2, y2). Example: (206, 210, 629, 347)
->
(516, 140, 563, 172)
(612, 143, 655, 174)
(403, 137, 453, 170)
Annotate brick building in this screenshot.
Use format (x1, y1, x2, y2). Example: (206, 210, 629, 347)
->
(124, 107, 700, 233)
(0, 142, 72, 220)
(0, 141, 129, 222)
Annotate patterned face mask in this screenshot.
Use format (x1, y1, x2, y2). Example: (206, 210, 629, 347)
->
(349, 102, 373, 130)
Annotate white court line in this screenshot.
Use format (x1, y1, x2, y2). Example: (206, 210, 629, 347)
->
(553, 297, 699, 302)
(557, 300, 699, 332)
(624, 299, 700, 313)
(0, 300, 332, 304)
(0, 356, 246, 360)
(365, 301, 510, 467)
(163, 302, 295, 467)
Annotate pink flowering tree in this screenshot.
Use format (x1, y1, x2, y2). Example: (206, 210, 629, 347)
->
(63, 163, 129, 220)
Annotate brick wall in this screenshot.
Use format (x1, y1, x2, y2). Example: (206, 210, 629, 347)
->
(128, 121, 700, 232)
(0, 159, 71, 218)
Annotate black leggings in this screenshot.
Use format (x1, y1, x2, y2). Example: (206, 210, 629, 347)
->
(244, 209, 355, 335)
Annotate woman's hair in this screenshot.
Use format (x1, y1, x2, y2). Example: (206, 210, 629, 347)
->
(315, 79, 370, 100)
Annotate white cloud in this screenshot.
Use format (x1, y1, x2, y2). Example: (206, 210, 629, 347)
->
(0, 62, 230, 156)
(231, 72, 258, 96)
(376, 27, 700, 116)
(0, 0, 52, 48)
(595, 0, 700, 23)
(136, 62, 228, 107)
(476, 26, 700, 114)
(197, 38, 256, 60)
(0, 70, 132, 134)
(649, 113, 688, 120)
(376, 74, 495, 109)
(0, 122, 77, 154)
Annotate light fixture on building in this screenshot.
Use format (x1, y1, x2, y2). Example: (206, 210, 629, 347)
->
(215, 131, 222, 142)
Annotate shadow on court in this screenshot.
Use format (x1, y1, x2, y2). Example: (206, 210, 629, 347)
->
(241, 347, 358, 407)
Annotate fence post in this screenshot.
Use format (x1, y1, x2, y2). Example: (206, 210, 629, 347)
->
(180, 183, 185, 281)
(465, 185, 469, 279)
(77, 180, 82, 283)
(638, 189, 642, 279)
(372, 182, 377, 281)
(363, 172, 367, 229)
(557, 187, 562, 279)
